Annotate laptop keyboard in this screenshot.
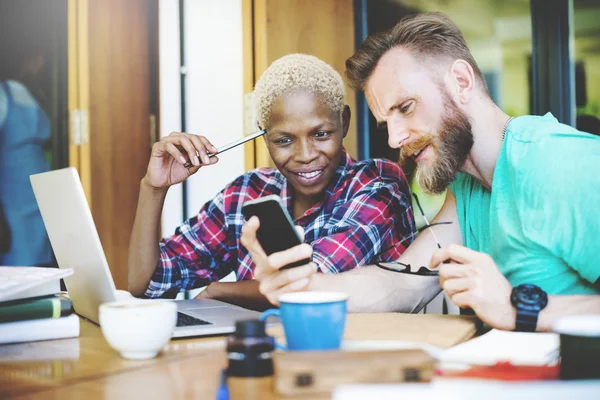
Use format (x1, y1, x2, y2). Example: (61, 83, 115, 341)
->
(176, 312, 212, 327)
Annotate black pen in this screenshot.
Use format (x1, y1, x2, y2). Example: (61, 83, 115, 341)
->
(184, 130, 267, 168)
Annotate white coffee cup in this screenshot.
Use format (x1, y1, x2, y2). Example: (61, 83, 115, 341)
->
(99, 300, 177, 360)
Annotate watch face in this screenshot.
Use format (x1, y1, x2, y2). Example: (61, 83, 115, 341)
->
(511, 284, 548, 309)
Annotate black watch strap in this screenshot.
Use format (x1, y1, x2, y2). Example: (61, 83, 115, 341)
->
(515, 305, 540, 332)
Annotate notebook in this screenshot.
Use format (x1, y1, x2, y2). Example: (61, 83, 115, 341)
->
(0, 267, 73, 302)
(0, 314, 80, 345)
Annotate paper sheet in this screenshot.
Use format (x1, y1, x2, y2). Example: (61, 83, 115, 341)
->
(333, 381, 600, 400)
(438, 329, 559, 366)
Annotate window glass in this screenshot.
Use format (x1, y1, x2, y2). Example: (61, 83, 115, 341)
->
(574, 0, 600, 135)
(0, 0, 68, 266)
(368, 0, 532, 120)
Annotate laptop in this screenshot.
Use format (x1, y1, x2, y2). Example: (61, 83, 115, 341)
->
(30, 167, 261, 337)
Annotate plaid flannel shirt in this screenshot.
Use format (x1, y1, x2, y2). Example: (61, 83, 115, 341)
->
(145, 150, 415, 298)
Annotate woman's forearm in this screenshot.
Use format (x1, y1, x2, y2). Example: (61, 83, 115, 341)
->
(128, 179, 168, 297)
(202, 280, 272, 311)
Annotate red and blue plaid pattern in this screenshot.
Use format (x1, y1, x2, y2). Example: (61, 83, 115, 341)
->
(144, 150, 415, 298)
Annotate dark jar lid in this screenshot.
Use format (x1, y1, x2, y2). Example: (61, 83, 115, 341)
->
(227, 319, 274, 378)
(234, 319, 267, 338)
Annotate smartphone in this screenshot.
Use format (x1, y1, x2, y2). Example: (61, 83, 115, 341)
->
(242, 195, 311, 270)
(184, 130, 267, 168)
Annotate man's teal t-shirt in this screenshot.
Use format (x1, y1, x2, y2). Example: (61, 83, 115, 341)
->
(450, 113, 600, 295)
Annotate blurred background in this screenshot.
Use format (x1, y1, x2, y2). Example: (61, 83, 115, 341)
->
(0, 0, 598, 292)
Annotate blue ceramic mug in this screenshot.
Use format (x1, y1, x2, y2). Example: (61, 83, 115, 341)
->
(259, 291, 348, 351)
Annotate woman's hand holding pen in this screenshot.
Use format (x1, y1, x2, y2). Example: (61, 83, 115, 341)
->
(143, 131, 219, 190)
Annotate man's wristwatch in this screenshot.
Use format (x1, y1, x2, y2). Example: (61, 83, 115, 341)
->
(510, 284, 548, 332)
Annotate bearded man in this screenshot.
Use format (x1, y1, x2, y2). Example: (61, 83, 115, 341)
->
(240, 12, 600, 332)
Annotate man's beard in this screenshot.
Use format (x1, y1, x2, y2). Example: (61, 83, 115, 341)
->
(400, 99, 474, 195)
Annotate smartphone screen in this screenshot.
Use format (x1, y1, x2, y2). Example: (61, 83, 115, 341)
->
(242, 195, 311, 270)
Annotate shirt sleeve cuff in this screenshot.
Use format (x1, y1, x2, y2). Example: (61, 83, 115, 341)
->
(312, 251, 345, 273)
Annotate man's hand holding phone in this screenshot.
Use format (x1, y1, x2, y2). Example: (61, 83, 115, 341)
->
(144, 131, 219, 190)
(240, 212, 317, 306)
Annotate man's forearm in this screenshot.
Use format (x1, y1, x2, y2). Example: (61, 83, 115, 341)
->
(204, 280, 272, 311)
(536, 295, 600, 332)
(307, 195, 459, 313)
(128, 179, 168, 296)
(310, 266, 441, 313)
(308, 195, 458, 314)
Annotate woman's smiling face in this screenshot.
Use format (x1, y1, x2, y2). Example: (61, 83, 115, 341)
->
(265, 90, 349, 208)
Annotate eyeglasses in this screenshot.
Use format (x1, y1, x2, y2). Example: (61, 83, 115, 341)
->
(373, 193, 452, 276)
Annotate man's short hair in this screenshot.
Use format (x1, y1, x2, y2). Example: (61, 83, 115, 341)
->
(253, 54, 345, 129)
(345, 12, 488, 94)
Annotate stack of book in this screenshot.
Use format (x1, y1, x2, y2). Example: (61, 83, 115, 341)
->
(0, 266, 80, 344)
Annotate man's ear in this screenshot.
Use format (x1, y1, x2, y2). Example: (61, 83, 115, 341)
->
(448, 60, 475, 104)
(341, 105, 351, 138)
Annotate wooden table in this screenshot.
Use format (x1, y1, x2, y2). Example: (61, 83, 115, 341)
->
(0, 314, 476, 399)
